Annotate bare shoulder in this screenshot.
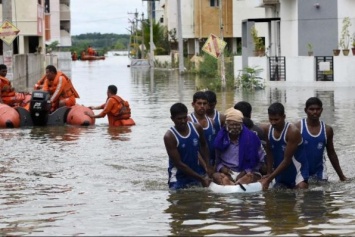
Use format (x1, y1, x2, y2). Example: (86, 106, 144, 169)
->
(258, 123, 270, 135)
(288, 122, 301, 134)
(325, 123, 334, 136)
(294, 120, 301, 129)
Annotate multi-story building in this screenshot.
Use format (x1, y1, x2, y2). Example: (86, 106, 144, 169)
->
(157, 0, 266, 56)
(44, 0, 71, 48)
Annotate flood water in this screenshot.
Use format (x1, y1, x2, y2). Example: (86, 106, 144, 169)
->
(1, 55, 355, 236)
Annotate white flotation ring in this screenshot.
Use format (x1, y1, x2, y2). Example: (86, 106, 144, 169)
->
(209, 181, 263, 194)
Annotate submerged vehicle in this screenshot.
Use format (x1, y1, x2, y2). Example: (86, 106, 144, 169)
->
(0, 91, 95, 128)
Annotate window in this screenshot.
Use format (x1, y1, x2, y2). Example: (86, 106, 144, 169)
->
(210, 0, 219, 7)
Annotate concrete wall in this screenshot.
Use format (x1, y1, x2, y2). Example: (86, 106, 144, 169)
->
(298, 0, 338, 56)
(234, 55, 355, 85)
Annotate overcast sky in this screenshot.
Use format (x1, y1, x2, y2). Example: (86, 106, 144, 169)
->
(71, 0, 147, 35)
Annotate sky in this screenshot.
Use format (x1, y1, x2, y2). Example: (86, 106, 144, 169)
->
(71, 0, 147, 35)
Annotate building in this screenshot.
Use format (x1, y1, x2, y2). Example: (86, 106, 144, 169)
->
(0, 0, 71, 90)
(158, 0, 266, 56)
(44, 0, 72, 48)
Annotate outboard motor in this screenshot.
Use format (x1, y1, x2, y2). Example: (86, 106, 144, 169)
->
(30, 90, 51, 126)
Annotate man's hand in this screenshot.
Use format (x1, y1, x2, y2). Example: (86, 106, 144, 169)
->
(201, 177, 212, 187)
(260, 177, 271, 191)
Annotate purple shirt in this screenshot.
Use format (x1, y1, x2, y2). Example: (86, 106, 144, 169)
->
(215, 141, 265, 173)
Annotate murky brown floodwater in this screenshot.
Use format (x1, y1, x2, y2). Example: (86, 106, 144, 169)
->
(1, 55, 355, 236)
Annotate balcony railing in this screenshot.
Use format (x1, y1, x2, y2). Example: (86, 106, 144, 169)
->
(60, 11, 71, 21)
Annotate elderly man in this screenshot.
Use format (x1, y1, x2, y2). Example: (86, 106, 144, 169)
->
(213, 107, 265, 185)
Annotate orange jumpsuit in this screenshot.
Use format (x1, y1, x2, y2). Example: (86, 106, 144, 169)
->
(42, 71, 79, 111)
(0, 75, 23, 107)
(87, 47, 95, 56)
(98, 95, 134, 126)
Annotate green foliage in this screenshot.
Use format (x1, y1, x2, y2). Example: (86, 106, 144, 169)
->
(340, 17, 351, 49)
(71, 33, 130, 55)
(46, 41, 59, 53)
(307, 43, 313, 52)
(236, 66, 265, 90)
(251, 26, 264, 51)
(199, 53, 218, 77)
(194, 51, 235, 91)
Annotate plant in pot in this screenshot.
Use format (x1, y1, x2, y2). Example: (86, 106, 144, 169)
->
(251, 26, 265, 57)
(307, 43, 313, 56)
(339, 17, 351, 56)
(352, 33, 355, 56)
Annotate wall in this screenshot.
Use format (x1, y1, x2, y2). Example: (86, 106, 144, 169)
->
(298, 0, 337, 56)
(280, 0, 298, 56)
(194, 0, 233, 38)
(234, 55, 355, 85)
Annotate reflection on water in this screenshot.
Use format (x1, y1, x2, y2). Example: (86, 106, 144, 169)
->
(1, 56, 355, 235)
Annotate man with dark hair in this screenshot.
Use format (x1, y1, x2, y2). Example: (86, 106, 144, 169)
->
(85, 85, 135, 126)
(188, 91, 216, 170)
(234, 101, 266, 145)
(295, 97, 346, 182)
(41, 65, 79, 112)
(0, 64, 28, 107)
(205, 90, 226, 135)
(164, 102, 211, 190)
(261, 102, 309, 190)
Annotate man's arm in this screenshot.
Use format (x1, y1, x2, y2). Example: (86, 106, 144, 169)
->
(194, 123, 214, 177)
(262, 124, 301, 189)
(325, 125, 346, 181)
(164, 130, 210, 187)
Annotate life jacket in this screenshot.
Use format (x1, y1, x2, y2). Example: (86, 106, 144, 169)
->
(0, 76, 16, 97)
(44, 71, 80, 103)
(34, 75, 46, 90)
(110, 95, 131, 120)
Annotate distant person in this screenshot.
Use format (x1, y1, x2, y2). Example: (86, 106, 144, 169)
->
(41, 65, 80, 112)
(71, 51, 78, 61)
(164, 102, 211, 190)
(295, 97, 346, 182)
(85, 85, 135, 127)
(260, 102, 309, 190)
(213, 107, 265, 185)
(87, 46, 95, 56)
(205, 90, 226, 135)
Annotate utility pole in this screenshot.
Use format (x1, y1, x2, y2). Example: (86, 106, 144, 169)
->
(2, 0, 14, 81)
(149, 1, 154, 67)
(134, 9, 139, 59)
(219, 0, 226, 90)
(177, 0, 184, 74)
(141, 13, 145, 59)
(128, 9, 139, 59)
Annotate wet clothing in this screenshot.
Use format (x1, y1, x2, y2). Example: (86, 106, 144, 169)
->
(300, 118, 328, 180)
(168, 122, 205, 190)
(0, 76, 28, 107)
(189, 113, 216, 166)
(211, 109, 222, 135)
(42, 71, 79, 111)
(268, 122, 309, 188)
(98, 95, 134, 127)
(215, 125, 265, 173)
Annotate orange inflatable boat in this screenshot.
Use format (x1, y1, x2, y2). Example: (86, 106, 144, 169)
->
(0, 91, 96, 128)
